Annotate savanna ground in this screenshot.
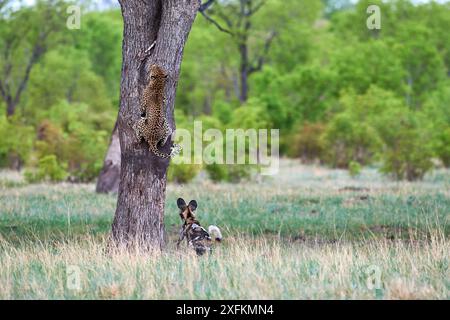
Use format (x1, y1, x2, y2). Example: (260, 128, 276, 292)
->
(0, 160, 448, 299)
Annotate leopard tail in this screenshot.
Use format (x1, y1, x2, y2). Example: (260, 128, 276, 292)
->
(149, 142, 171, 159)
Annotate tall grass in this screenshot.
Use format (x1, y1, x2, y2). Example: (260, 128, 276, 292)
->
(0, 234, 448, 299)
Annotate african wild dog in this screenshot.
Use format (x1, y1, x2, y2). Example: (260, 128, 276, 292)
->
(176, 198, 222, 255)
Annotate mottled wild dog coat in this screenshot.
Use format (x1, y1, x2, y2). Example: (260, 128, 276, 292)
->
(133, 64, 181, 158)
(176, 198, 222, 256)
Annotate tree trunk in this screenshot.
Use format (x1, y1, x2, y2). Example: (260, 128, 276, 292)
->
(238, 12, 251, 104)
(6, 99, 15, 117)
(239, 42, 248, 103)
(111, 0, 200, 250)
(96, 121, 121, 193)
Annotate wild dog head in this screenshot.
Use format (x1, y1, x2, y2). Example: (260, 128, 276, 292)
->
(176, 198, 197, 224)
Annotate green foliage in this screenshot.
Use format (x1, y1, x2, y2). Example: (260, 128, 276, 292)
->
(212, 100, 234, 125)
(205, 164, 253, 183)
(322, 112, 381, 168)
(377, 109, 434, 181)
(26, 48, 114, 123)
(226, 164, 253, 183)
(0, 0, 68, 104)
(321, 87, 396, 168)
(290, 122, 325, 162)
(0, 1, 116, 181)
(395, 23, 446, 107)
(30, 101, 112, 182)
(434, 128, 450, 168)
(422, 84, 450, 167)
(348, 161, 361, 177)
(73, 11, 122, 103)
(0, 114, 34, 167)
(24, 154, 68, 183)
(1, 0, 449, 182)
(322, 86, 436, 180)
(331, 39, 405, 95)
(205, 163, 229, 182)
(167, 164, 201, 184)
(229, 98, 270, 130)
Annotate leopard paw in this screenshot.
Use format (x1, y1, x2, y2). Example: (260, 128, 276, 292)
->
(170, 144, 182, 157)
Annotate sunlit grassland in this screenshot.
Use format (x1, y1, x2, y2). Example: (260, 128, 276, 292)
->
(0, 160, 449, 299)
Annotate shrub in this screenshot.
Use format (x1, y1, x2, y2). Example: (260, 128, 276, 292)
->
(229, 98, 270, 130)
(167, 164, 201, 184)
(290, 122, 325, 162)
(226, 164, 253, 183)
(434, 128, 450, 167)
(422, 84, 450, 167)
(321, 112, 381, 168)
(24, 155, 68, 183)
(377, 109, 434, 181)
(0, 115, 34, 169)
(205, 164, 253, 183)
(205, 163, 228, 182)
(30, 102, 112, 182)
(348, 161, 362, 177)
(321, 86, 408, 169)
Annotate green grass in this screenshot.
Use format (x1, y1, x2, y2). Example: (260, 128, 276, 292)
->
(0, 160, 448, 299)
(1, 188, 448, 243)
(1, 164, 448, 243)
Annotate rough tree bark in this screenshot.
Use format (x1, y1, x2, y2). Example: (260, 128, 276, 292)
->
(96, 121, 120, 193)
(111, 0, 200, 249)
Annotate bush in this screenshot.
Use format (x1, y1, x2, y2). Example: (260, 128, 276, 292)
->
(205, 163, 228, 182)
(321, 86, 409, 169)
(348, 161, 362, 177)
(24, 155, 68, 183)
(321, 112, 381, 168)
(227, 164, 253, 183)
(0, 115, 34, 169)
(167, 164, 201, 184)
(205, 164, 253, 183)
(434, 128, 450, 167)
(290, 122, 325, 162)
(378, 110, 434, 181)
(229, 98, 270, 130)
(29, 102, 112, 182)
(422, 84, 450, 167)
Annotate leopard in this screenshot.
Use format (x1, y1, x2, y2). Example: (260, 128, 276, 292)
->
(176, 198, 223, 256)
(133, 64, 181, 158)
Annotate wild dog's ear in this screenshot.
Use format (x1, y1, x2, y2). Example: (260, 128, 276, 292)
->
(188, 200, 197, 211)
(177, 198, 186, 210)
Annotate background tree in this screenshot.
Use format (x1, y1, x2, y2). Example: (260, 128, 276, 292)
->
(0, 0, 66, 117)
(203, 0, 318, 103)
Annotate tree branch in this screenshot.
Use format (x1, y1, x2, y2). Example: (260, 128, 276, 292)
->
(199, 0, 214, 12)
(0, 81, 6, 100)
(246, 0, 266, 16)
(215, 10, 234, 29)
(199, 1, 233, 35)
(248, 30, 277, 74)
(12, 44, 42, 108)
(0, 0, 8, 12)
